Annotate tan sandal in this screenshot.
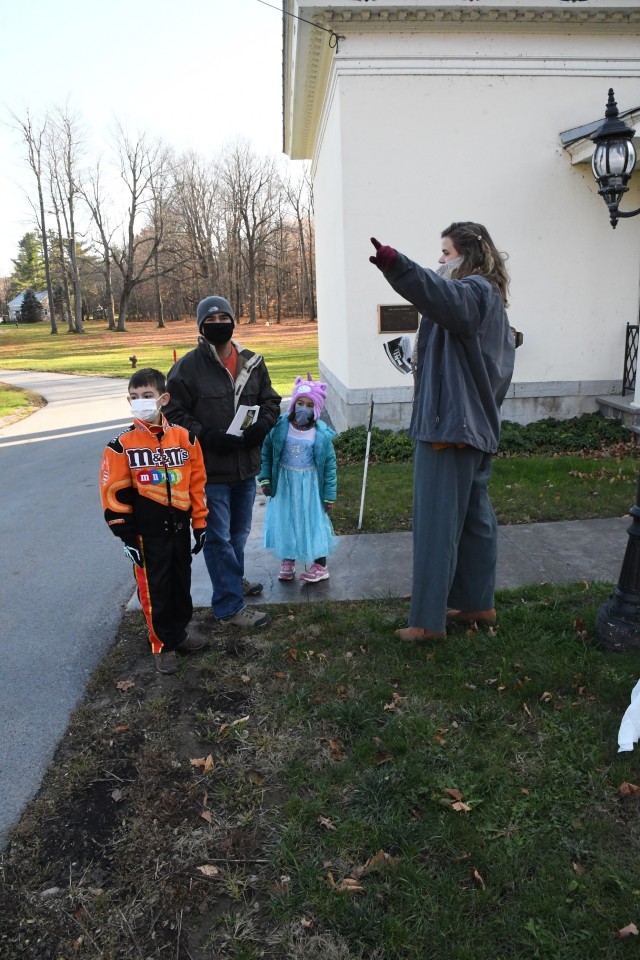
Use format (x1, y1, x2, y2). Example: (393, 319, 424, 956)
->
(395, 626, 446, 642)
(446, 608, 496, 626)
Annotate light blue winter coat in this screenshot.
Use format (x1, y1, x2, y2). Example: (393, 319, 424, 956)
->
(259, 415, 338, 501)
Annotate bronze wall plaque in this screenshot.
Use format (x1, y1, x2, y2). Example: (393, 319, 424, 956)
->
(378, 304, 419, 333)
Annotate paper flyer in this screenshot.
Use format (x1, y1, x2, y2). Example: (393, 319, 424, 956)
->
(227, 404, 260, 436)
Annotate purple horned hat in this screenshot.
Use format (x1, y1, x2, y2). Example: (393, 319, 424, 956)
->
(288, 373, 328, 420)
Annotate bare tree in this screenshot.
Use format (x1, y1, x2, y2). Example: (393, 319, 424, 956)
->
(10, 109, 58, 333)
(285, 166, 316, 321)
(47, 107, 85, 333)
(80, 163, 117, 329)
(220, 141, 280, 324)
(108, 129, 172, 331)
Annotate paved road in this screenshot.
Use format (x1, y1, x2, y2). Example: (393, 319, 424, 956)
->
(0, 370, 133, 848)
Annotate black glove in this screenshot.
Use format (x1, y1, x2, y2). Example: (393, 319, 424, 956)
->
(206, 429, 245, 453)
(192, 528, 206, 555)
(123, 543, 143, 568)
(242, 420, 269, 448)
(260, 481, 273, 498)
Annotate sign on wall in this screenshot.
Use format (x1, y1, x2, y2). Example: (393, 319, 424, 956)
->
(377, 304, 419, 334)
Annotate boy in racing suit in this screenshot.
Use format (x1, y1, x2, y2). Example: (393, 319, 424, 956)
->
(99, 368, 208, 674)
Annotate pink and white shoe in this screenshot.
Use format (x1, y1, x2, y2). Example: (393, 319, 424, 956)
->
(299, 562, 329, 583)
(278, 560, 296, 581)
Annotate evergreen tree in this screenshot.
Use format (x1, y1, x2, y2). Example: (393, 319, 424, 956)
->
(8, 233, 46, 299)
(20, 288, 43, 324)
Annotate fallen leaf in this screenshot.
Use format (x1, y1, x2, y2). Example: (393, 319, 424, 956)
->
(300, 917, 314, 929)
(111, 789, 124, 803)
(384, 691, 408, 711)
(539, 691, 553, 703)
(230, 715, 250, 727)
(328, 739, 344, 761)
(359, 645, 368, 654)
(487, 626, 497, 637)
(497, 685, 507, 692)
(453, 851, 470, 863)
(113, 725, 129, 733)
(246, 770, 264, 785)
(374, 751, 394, 766)
(619, 781, 640, 797)
(286, 648, 298, 661)
(200, 810, 213, 824)
(197, 865, 220, 877)
(190, 756, 206, 768)
(523, 703, 533, 717)
(451, 801, 472, 813)
(444, 788, 464, 801)
(521, 787, 530, 795)
(471, 867, 486, 889)
(463, 683, 477, 691)
(572, 862, 585, 876)
(614, 923, 639, 939)
(115, 680, 135, 691)
(274, 671, 287, 679)
(241, 674, 251, 685)
(333, 877, 365, 894)
(351, 849, 401, 878)
(318, 815, 336, 831)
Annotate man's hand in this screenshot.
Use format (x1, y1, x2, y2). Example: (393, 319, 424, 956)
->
(123, 543, 143, 568)
(192, 528, 206, 555)
(207, 429, 245, 452)
(369, 237, 397, 272)
(242, 421, 269, 448)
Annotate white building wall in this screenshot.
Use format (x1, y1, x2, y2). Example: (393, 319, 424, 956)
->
(308, 20, 640, 428)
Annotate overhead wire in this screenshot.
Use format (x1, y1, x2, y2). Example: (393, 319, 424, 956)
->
(255, 0, 346, 51)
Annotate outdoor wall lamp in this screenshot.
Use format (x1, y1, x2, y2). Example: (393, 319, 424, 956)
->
(592, 88, 640, 651)
(591, 89, 638, 229)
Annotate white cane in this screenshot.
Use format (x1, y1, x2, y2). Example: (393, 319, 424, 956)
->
(357, 399, 375, 530)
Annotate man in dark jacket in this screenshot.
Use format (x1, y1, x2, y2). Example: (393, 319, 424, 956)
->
(165, 296, 281, 628)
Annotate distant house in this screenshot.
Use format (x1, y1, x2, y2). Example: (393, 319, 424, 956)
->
(7, 291, 49, 323)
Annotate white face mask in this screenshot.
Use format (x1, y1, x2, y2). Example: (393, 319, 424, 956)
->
(130, 398, 160, 421)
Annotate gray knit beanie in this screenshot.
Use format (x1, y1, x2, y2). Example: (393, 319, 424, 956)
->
(196, 296, 235, 330)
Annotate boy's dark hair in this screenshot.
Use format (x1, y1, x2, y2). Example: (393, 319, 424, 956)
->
(128, 367, 166, 392)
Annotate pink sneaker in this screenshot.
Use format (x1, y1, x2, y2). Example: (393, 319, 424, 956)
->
(299, 562, 329, 583)
(278, 560, 296, 581)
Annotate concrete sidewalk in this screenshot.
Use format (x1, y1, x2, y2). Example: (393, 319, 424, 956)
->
(130, 491, 629, 610)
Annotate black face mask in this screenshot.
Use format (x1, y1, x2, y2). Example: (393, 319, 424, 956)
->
(202, 322, 234, 345)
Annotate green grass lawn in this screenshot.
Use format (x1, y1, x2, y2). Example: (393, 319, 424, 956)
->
(0, 320, 318, 396)
(4, 584, 640, 958)
(0, 383, 45, 422)
(334, 455, 640, 533)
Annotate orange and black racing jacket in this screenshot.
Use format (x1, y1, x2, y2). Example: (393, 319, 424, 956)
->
(99, 415, 208, 543)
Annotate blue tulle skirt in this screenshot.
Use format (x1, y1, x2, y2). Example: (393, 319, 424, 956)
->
(264, 465, 338, 562)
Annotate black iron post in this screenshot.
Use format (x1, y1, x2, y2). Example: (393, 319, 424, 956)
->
(595, 477, 640, 650)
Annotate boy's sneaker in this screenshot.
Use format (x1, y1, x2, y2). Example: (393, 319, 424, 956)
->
(176, 631, 206, 653)
(223, 606, 271, 629)
(299, 563, 329, 583)
(155, 650, 178, 674)
(278, 560, 295, 581)
(242, 578, 264, 597)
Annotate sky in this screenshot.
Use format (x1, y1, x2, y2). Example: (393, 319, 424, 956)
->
(0, 0, 287, 277)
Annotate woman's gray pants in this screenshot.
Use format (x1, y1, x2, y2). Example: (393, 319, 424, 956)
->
(410, 441, 497, 633)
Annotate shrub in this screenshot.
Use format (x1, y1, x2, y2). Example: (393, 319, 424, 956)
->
(334, 414, 632, 465)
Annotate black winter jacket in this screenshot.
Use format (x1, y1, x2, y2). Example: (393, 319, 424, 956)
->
(165, 338, 281, 484)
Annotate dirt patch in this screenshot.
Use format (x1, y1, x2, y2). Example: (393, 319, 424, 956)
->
(0, 608, 294, 960)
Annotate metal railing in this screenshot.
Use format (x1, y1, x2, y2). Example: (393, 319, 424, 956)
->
(623, 323, 639, 395)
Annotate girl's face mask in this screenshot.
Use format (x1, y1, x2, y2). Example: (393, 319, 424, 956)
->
(294, 403, 314, 426)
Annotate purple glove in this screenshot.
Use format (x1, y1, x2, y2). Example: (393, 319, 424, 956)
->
(260, 481, 273, 498)
(369, 237, 397, 272)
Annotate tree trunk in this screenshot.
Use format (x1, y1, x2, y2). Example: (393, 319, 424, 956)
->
(154, 248, 165, 328)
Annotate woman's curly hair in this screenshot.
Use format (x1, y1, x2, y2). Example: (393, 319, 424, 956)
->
(441, 221, 510, 306)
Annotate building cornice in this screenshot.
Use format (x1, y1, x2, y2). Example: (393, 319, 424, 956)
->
(284, 2, 640, 159)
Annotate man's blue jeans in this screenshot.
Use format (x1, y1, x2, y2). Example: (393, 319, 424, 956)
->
(203, 477, 256, 619)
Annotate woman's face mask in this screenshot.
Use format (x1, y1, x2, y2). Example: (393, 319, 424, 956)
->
(436, 255, 464, 279)
(202, 321, 234, 345)
(294, 403, 314, 426)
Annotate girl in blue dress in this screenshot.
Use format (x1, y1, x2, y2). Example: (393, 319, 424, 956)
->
(260, 374, 338, 582)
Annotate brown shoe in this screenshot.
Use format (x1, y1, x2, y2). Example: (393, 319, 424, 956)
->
(446, 608, 496, 626)
(176, 631, 206, 653)
(395, 627, 446, 642)
(155, 650, 178, 674)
